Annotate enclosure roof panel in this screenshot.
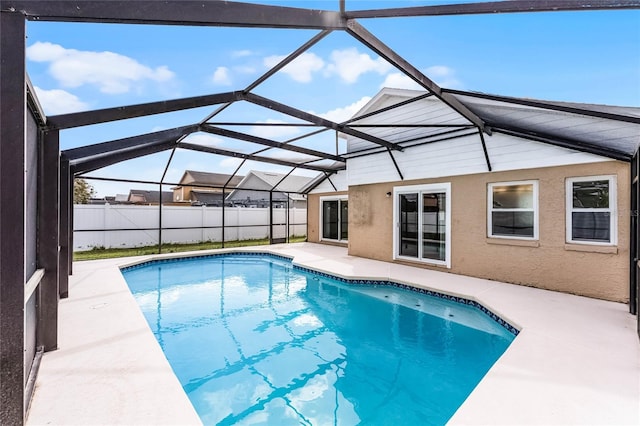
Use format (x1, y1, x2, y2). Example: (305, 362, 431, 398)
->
(450, 90, 640, 158)
(345, 87, 640, 160)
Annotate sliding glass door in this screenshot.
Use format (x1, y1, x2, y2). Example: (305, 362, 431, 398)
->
(399, 193, 418, 257)
(322, 200, 339, 240)
(321, 196, 348, 242)
(394, 184, 451, 267)
(422, 192, 447, 262)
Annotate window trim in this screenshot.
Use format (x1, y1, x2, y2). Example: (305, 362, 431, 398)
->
(487, 180, 539, 241)
(393, 183, 452, 268)
(319, 195, 348, 243)
(565, 175, 617, 246)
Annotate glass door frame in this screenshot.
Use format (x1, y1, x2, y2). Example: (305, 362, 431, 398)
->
(319, 195, 348, 243)
(393, 183, 452, 268)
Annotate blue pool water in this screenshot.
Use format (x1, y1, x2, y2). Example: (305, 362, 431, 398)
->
(122, 254, 515, 425)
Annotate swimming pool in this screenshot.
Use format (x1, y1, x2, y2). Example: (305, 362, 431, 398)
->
(122, 253, 516, 425)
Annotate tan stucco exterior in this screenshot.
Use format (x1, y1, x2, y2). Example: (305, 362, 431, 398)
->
(309, 161, 630, 302)
(307, 191, 349, 247)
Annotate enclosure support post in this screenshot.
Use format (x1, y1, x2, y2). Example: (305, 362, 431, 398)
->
(0, 10, 27, 424)
(269, 191, 274, 244)
(158, 184, 163, 254)
(68, 176, 74, 276)
(221, 159, 246, 249)
(158, 147, 177, 254)
(38, 129, 60, 351)
(631, 151, 638, 315)
(221, 198, 225, 249)
(478, 128, 492, 171)
(631, 150, 639, 340)
(59, 157, 70, 298)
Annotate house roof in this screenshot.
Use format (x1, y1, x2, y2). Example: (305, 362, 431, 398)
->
(447, 90, 640, 160)
(228, 170, 314, 201)
(128, 189, 173, 204)
(178, 170, 244, 188)
(250, 170, 314, 193)
(190, 190, 224, 205)
(346, 87, 640, 162)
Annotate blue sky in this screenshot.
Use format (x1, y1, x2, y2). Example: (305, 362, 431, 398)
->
(24, 1, 640, 197)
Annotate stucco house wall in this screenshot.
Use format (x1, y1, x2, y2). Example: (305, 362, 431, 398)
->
(307, 88, 636, 302)
(332, 160, 629, 302)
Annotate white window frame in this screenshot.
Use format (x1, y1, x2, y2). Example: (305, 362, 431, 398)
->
(487, 180, 539, 240)
(319, 195, 348, 242)
(393, 183, 452, 268)
(566, 175, 617, 246)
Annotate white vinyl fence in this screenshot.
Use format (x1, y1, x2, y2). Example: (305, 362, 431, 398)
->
(73, 204, 307, 251)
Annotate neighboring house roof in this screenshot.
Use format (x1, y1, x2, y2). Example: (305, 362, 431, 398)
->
(128, 189, 173, 204)
(87, 198, 108, 205)
(190, 190, 225, 205)
(176, 170, 244, 189)
(252, 170, 314, 194)
(227, 170, 315, 201)
(348, 87, 640, 161)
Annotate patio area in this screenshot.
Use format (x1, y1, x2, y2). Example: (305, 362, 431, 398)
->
(26, 243, 640, 425)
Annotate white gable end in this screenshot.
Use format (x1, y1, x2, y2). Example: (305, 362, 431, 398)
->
(344, 88, 612, 187)
(486, 133, 609, 172)
(309, 170, 348, 193)
(347, 132, 610, 186)
(348, 94, 471, 154)
(348, 134, 485, 186)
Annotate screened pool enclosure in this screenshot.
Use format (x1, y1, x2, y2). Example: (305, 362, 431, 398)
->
(1, 1, 640, 424)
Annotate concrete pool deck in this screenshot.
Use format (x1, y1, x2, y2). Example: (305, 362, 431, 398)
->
(27, 243, 639, 425)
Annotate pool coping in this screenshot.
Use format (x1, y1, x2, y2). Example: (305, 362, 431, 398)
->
(27, 243, 640, 425)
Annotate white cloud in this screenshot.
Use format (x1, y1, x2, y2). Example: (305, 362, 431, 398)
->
(312, 96, 372, 123)
(33, 86, 88, 114)
(26, 41, 175, 94)
(263, 48, 392, 84)
(381, 65, 462, 90)
(219, 157, 243, 170)
(232, 49, 253, 58)
(250, 119, 301, 139)
(212, 66, 232, 86)
(380, 72, 422, 90)
(426, 65, 452, 77)
(182, 161, 208, 173)
(261, 151, 317, 163)
(182, 133, 223, 147)
(163, 168, 184, 184)
(325, 48, 391, 84)
(233, 65, 256, 75)
(264, 52, 324, 83)
(425, 65, 462, 88)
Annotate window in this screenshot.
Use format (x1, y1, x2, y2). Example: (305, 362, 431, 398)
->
(566, 176, 616, 245)
(320, 196, 348, 242)
(488, 180, 538, 240)
(393, 183, 451, 268)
